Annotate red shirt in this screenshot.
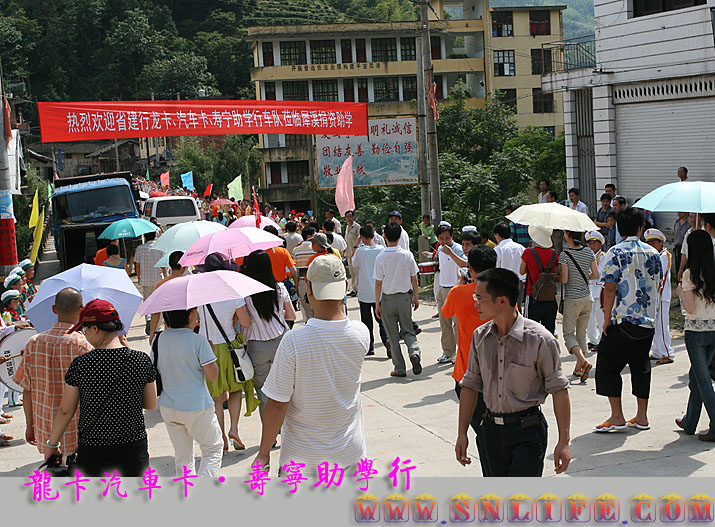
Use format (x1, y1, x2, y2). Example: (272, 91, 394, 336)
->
(521, 247, 558, 296)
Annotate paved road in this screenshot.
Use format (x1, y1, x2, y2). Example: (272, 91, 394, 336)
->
(1, 244, 713, 477)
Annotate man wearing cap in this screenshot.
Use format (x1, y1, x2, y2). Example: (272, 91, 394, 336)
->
(13, 288, 91, 463)
(253, 255, 369, 473)
(585, 231, 607, 351)
(520, 225, 559, 335)
(388, 211, 410, 252)
(645, 228, 675, 365)
(19, 259, 37, 302)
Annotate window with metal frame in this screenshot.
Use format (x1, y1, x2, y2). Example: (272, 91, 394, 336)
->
(264, 82, 276, 100)
(493, 50, 515, 76)
(312, 79, 339, 101)
(262, 42, 274, 66)
(531, 49, 552, 75)
(400, 37, 416, 61)
(497, 88, 517, 110)
(431, 36, 442, 60)
(282, 81, 309, 101)
(285, 135, 311, 147)
(371, 38, 398, 62)
(529, 10, 551, 36)
(310, 40, 336, 64)
(373, 77, 400, 102)
(492, 11, 513, 37)
(341, 39, 353, 63)
(357, 79, 368, 102)
(533, 88, 554, 113)
(343, 79, 355, 102)
(634, 0, 705, 17)
(280, 41, 307, 65)
(287, 161, 309, 185)
(402, 76, 417, 101)
(356, 39, 367, 62)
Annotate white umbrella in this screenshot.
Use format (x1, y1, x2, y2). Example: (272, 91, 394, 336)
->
(506, 203, 597, 232)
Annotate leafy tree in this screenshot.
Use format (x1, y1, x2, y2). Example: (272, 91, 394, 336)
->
(138, 52, 219, 99)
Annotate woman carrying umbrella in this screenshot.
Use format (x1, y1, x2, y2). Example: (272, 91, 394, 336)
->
(236, 250, 296, 418)
(197, 253, 259, 451)
(676, 230, 715, 442)
(44, 300, 157, 476)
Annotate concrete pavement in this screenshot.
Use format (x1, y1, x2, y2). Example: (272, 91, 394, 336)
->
(1, 294, 713, 478)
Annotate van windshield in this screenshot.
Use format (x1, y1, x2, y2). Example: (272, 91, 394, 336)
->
(54, 186, 136, 222)
(155, 199, 197, 217)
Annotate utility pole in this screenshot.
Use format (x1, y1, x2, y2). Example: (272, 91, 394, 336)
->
(416, 33, 430, 218)
(418, 0, 442, 223)
(0, 59, 17, 274)
(114, 139, 120, 171)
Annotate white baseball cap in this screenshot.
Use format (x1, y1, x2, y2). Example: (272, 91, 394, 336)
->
(306, 255, 347, 301)
(462, 225, 477, 233)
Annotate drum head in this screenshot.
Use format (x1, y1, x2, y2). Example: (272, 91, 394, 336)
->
(0, 328, 36, 392)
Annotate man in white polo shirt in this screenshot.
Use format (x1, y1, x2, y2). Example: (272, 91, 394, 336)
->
(254, 255, 370, 473)
(493, 222, 526, 309)
(434, 224, 465, 364)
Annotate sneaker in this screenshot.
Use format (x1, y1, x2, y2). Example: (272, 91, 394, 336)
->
(437, 354, 452, 364)
(366, 349, 375, 356)
(410, 354, 422, 375)
(347, 291, 357, 298)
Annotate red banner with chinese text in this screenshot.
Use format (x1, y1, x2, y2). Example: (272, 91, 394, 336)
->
(36, 100, 368, 143)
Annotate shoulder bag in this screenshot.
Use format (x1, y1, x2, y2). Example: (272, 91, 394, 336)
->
(559, 250, 590, 314)
(205, 304, 254, 383)
(39, 352, 130, 476)
(152, 332, 163, 397)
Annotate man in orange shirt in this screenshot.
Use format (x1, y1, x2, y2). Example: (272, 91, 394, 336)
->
(235, 227, 298, 284)
(94, 239, 119, 266)
(441, 244, 496, 477)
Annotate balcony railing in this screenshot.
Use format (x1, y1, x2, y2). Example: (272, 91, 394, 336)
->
(541, 35, 596, 73)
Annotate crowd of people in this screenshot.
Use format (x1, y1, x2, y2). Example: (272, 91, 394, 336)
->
(3, 164, 715, 480)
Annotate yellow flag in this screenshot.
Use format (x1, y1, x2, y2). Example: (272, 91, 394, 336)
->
(28, 189, 39, 228)
(30, 208, 44, 264)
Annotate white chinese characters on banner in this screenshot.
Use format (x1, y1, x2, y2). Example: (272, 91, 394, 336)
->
(315, 117, 418, 189)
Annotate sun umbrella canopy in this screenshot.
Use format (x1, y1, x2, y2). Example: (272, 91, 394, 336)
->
(99, 218, 159, 240)
(151, 221, 227, 268)
(136, 271, 270, 315)
(150, 191, 168, 197)
(505, 202, 597, 232)
(26, 264, 142, 334)
(210, 198, 235, 207)
(229, 215, 280, 230)
(633, 181, 715, 213)
(179, 227, 283, 267)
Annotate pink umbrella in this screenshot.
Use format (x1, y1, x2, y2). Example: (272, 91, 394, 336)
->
(179, 226, 283, 266)
(229, 215, 280, 230)
(136, 271, 270, 315)
(210, 198, 236, 206)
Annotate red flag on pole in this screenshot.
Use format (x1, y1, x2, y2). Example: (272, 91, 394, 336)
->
(427, 70, 439, 121)
(160, 171, 170, 187)
(252, 186, 261, 228)
(335, 155, 355, 216)
(203, 183, 213, 197)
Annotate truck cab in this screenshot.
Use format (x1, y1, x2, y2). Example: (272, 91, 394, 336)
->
(52, 172, 139, 270)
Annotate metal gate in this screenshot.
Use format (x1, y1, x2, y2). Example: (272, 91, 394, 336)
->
(575, 89, 596, 213)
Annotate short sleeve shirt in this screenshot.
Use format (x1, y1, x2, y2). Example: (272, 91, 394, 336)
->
(560, 247, 595, 299)
(521, 247, 558, 296)
(65, 347, 155, 446)
(155, 328, 216, 412)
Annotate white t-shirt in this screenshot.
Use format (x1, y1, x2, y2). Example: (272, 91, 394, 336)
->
(330, 232, 348, 253)
(495, 238, 526, 280)
(284, 232, 303, 255)
(236, 283, 290, 342)
(352, 245, 385, 303)
(398, 227, 410, 251)
(262, 317, 369, 470)
(374, 247, 418, 295)
(437, 242, 465, 288)
(198, 299, 242, 344)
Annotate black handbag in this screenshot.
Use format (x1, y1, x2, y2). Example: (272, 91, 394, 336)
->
(152, 332, 163, 396)
(39, 353, 130, 476)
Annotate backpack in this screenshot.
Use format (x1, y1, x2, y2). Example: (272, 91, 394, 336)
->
(529, 248, 558, 301)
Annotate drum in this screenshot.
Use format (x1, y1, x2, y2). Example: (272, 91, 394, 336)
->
(0, 328, 36, 392)
(419, 261, 439, 275)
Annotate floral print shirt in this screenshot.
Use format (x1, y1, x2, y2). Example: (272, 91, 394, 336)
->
(601, 236, 663, 328)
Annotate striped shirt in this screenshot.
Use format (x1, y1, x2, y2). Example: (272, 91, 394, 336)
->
(135, 240, 164, 287)
(293, 240, 316, 268)
(261, 317, 369, 470)
(237, 282, 290, 341)
(560, 246, 595, 299)
(374, 246, 418, 295)
(15, 323, 93, 454)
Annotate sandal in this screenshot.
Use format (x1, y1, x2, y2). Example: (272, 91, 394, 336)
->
(0, 434, 14, 441)
(1, 413, 13, 419)
(593, 421, 627, 432)
(580, 362, 593, 382)
(229, 433, 246, 451)
(0, 418, 9, 425)
(626, 418, 650, 430)
(655, 357, 674, 365)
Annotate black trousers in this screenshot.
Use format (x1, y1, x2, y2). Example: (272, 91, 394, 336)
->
(454, 382, 492, 477)
(525, 298, 557, 335)
(77, 438, 149, 477)
(482, 409, 548, 477)
(358, 301, 388, 351)
(596, 321, 654, 399)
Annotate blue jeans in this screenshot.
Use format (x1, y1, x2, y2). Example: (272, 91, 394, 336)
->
(681, 330, 715, 435)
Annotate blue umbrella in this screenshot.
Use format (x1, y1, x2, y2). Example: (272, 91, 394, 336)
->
(99, 218, 159, 240)
(26, 264, 142, 335)
(634, 181, 715, 213)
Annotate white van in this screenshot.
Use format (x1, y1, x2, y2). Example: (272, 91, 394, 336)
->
(143, 196, 201, 228)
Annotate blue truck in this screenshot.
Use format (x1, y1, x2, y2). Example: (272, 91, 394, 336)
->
(51, 172, 140, 270)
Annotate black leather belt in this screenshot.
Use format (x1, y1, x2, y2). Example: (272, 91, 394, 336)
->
(484, 406, 540, 426)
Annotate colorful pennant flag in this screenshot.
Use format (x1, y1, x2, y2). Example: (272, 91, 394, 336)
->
(203, 183, 213, 197)
(227, 175, 243, 201)
(335, 155, 355, 216)
(180, 171, 194, 190)
(159, 171, 170, 187)
(28, 189, 39, 228)
(252, 186, 261, 228)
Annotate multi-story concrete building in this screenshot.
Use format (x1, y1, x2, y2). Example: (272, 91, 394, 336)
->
(248, 0, 565, 211)
(543, 0, 715, 221)
(488, 5, 566, 136)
